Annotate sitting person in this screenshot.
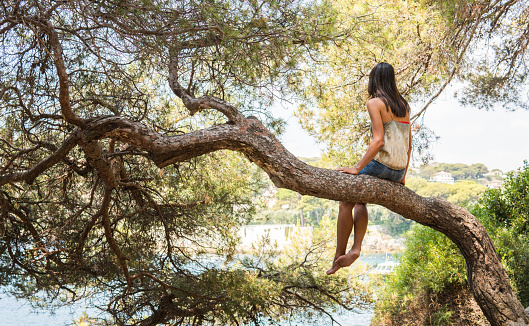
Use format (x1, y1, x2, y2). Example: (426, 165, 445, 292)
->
(327, 62, 412, 275)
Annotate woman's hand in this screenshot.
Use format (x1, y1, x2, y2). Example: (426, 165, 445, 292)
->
(336, 167, 360, 175)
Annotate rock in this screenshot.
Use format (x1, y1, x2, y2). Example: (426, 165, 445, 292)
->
(362, 225, 404, 253)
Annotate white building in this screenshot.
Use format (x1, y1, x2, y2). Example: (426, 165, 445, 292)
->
(484, 170, 504, 178)
(487, 179, 504, 189)
(238, 224, 312, 251)
(430, 171, 455, 184)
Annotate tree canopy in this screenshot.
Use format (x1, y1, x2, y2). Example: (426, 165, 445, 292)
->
(1, 0, 528, 325)
(294, 0, 529, 165)
(0, 1, 356, 324)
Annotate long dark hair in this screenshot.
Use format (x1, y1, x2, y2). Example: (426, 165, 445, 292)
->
(367, 62, 410, 118)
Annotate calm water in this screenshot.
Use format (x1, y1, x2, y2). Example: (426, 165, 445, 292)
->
(0, 295, 95, 326)
(0, 253, 395, 326)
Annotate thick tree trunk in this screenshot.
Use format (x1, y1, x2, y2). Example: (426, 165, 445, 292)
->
(70, 112, 528, 326)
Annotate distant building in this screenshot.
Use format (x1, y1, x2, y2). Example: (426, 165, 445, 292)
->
(430, 171, 455, 184)
(238, 224, 311, 251)
(487, 179, 504, 189)
(261, 186, 278, 208)
(484, 170, 504, 178)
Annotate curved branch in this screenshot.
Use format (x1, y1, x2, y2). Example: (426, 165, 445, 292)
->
(0, 108, 527, 324)
(9, 13, 86, 126)
(168, 52, 244, 124)
(76, 113, 528, 326)
(0, 129, 82, 186)
(42, 21, 87, 127)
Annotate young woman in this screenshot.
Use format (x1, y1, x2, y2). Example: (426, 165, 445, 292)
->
(327, 62, 412, 275)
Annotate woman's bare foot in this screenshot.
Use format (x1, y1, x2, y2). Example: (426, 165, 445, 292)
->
(337, 250, 360, 268)
(326, 250, 361, 275)
(326, 259, 342, 275)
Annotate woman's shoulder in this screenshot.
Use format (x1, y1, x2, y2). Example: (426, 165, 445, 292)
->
(366, 98, 386, 112)
(367, 97, 385, 105)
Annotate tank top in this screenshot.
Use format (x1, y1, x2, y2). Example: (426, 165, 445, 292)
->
(373, 120, 410, 170)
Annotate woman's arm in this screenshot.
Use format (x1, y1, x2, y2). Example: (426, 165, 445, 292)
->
(336, 99, 385, 174)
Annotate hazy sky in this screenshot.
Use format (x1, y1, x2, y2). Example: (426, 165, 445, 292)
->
(272, 95, 529, 173)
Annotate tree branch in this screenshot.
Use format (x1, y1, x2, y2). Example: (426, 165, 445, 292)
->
(0, 129, 81, 186)
(167, 51, 244, 124)
(42, 20, 87, 127)
(100, 187, 132, 288)
(74, 112, 528, 326)
(0, 92, 527, 325)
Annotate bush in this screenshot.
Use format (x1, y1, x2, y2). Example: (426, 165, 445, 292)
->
(371, 225, 469, 325)
(372, 162, 529, 325)
(472, 162, 529, 306)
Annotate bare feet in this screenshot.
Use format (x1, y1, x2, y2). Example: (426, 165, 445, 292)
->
(326, 259, 342, 275)
(326, 250, 361, 275)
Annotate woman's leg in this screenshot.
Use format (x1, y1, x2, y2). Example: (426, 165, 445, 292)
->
(350, 203, 368, 257)
(334, 202, 355, 257)
(326, 203, 367, 275)
(326, 201, 354, 275)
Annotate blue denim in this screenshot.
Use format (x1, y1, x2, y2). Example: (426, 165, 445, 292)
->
(358, 159, 406, 183)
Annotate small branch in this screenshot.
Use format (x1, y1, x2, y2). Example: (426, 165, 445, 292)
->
(282, 287, 340, 325)
(0, 193, 64, 269)
(101, 187, 133, 288)
(5, 10, 84, 126)
(167, 51, 244, 124)
(41, 20, 87, 127)
(131, 272, 226, 302)
(411, 8, 483, 122)
(0, 129, 81, 186)
(74, 180, 101, 260)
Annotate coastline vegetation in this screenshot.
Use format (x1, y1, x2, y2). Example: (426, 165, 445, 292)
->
(372, 162, 529, 325)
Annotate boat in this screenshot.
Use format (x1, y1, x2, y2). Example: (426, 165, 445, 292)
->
(368, 261, 400, 275)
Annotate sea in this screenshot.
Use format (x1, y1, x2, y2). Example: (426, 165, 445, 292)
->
(0, 253, 396, 326)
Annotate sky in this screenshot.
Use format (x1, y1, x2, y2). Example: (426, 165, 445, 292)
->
(271, 94, 529, 173)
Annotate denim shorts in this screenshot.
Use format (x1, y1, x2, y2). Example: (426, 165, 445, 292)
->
(358, 160, 406, 183)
